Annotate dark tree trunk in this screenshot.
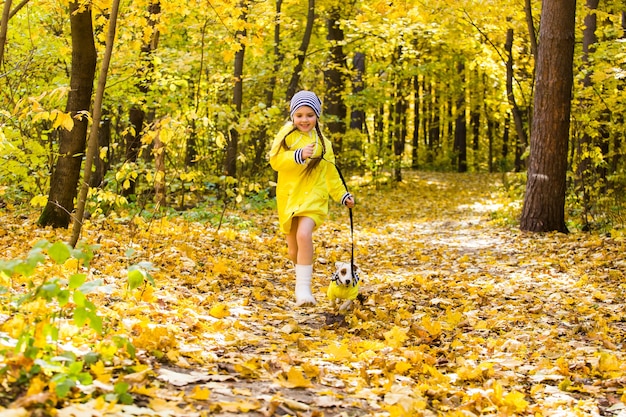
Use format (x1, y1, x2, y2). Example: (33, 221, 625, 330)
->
(0, 0, 11, 70)
(520, 0, 576, 233)
(411, 74, 420, 169)
(252, 0, 284, 172)
(123, 0, 160, 196)
(393, 82, 407, 182)
(427, 81, 440, 164)
(454, 61, 467, 173)
(38, 2, 96, 228)
(613, 11, 626, 173)
(225, 0, 247, 178)
(576, 0, 600, 228)
(505, 23, 529, 173)
(90, 116, 111, 188)
(524, 0, 538, 60)
(350, 52, 366, 131)
(324, 7, 347, 151)
(286, 0, 315, 101)
(502, 114, 510, 165)
(471, 70, 481, 170)
(185, 119, 197, 167)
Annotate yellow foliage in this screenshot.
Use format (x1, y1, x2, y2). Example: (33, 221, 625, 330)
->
(384, 326, 409, 348)
(278, 367, 313, 388)
(209, 303, 230, 319)
(188, 385, 211, 400)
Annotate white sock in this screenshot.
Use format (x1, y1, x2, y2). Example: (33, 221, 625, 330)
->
(295, 264, 316, 306)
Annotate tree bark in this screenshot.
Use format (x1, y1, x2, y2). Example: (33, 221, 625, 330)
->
(576, 0, 600, 228)
(286, 0, 314, 101)
(520, 0, 576, 233)
(350, 52, 365, 131)
(0, 0, 11, 70)
(70, 0, 120, 246)
(90, 116, 111, 188)
(324, 8, 347, 150)
(123, 0, 160, 196)
(225, 0, 247, 178)
(251, 0, 284, 172)
(505, 23, 528, 172)
(524, 0, 538, 60)
(38, 2, 96, 228)
(454, 61, 467, 173)
(153, 132, 166, 207)
(411, 74, 420, 169)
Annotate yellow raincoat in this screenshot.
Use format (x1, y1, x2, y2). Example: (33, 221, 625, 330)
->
(270, 122, 349, 234)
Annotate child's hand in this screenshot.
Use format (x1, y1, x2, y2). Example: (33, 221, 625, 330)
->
(345, 195, 355, 208)
(301, 143, 315, 160)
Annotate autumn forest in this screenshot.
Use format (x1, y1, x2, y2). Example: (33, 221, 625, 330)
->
(1, 0, 626, 415)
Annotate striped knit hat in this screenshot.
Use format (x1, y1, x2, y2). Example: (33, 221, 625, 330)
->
(289, 90, 322, 120)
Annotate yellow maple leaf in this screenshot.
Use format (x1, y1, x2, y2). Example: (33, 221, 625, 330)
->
(597, 352, 621, 373)
(384, 326, 408, 348)
(188, 385, 211, 400)
(278, 367, 313, 388)
(326, 342, 355, 362)
(502, 390, 528, 413)
(209, 303, 230, 319)
(420, 315, 442, 337)
(394, 361, 412, 374)
(91, 361, 112, 383)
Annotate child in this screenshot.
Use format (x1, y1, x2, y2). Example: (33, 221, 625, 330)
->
(270, 90, 355, 306)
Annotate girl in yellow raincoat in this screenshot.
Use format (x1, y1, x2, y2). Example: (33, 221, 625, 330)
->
(270, 90, 355, 306)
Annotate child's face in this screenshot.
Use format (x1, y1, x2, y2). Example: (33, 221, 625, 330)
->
(292, 106, 317, 133)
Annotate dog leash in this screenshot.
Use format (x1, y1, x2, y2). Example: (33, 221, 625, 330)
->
(329, 161, 356, 280)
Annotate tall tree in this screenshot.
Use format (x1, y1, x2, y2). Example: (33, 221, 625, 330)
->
(225, 0, 248, 178)
(324, 6, 347, 149)
(0, 0, 11, 70)
(38, 1, 96, 228)
(504, 20, 528, 173)
(520, 0, 577, 233)
(575, 0, 601, 229)
(123, 0, 160, 197)
(350, 52, 365, 131)
(251, 0, 284, 172)
(70, 0, 121, 246)
(285, 0, 315, 101)
(453, 60, 467, 173)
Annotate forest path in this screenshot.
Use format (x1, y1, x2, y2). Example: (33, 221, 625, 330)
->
(3, 172, 625, 417)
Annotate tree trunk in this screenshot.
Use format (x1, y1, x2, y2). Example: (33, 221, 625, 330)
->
(38, 1, 96, 228)
(524, 0, 538, 60)
(286, 0, 315, 102)
(520, 0, 576, 234)
(225, 0, 247, 178)
(0, 0, 11, 70)
(350, 52, 365, 131)
(90, 116, 111, 188)
(251, 0, 284, 173)
(324, 8, 347, 150)
(427, 81, 440, 164)
(576, 0, 600, 228)
(153, 133, 166, 207)
(123, 0, 160, 196)
(411, 74, 420, 169)
(454, 61, 467, 173)
(393, 81, 407, 182)
(69, 0, 120, 247)
(505, 23, 528, 173)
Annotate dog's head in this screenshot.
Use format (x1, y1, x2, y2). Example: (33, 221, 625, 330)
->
(331, 261, 360, 287)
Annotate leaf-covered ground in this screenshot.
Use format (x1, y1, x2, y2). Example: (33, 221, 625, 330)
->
(1, 172, 626, 416)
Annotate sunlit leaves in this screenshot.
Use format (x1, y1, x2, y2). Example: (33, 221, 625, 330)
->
(3, 172, 626, 415)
